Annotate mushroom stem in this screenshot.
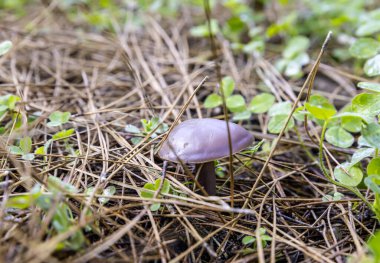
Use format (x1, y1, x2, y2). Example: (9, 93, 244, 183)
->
(196, 161, 216, 195)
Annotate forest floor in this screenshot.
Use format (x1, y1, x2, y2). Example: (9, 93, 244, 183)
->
(0, 2, 376, 263)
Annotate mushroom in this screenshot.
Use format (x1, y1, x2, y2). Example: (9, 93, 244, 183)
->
(158, 118, 254, 195)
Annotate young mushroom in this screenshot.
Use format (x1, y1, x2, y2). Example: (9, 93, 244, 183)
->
(158, 118, 254, 195)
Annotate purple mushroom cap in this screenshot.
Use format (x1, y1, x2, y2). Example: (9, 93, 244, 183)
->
(158, 118, 254, 163)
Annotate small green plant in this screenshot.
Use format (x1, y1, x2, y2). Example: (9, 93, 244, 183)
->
(348, 9, 380, 77)
(0, 94, 22, 134)
(0, 40, 12, 56)
(140, 178, 171, 211)
(9, 136, 35, 161)
(275, 36, 311, 78)
(322, 191, 344, 202)
(242, 227, 272, 254)
(303, 86, 380, 220)
(204, 76, 275, 121)
(190, 19, 219, 37)
(125, 117, 168, 145)
(348, 231, 380, 263)
(35, 128, 75, 157)
(267, 101, 295, 134)
(6, 176, 87, 251)
(47, 111, 71, 127)
(86, 185, 116, 205)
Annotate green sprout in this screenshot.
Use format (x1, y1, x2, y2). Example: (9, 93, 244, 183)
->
(9, 136, 35, 161)
(204, 76, 275, 121)
(140, 178, 171, 211)
(125, 117, 168, 145)
(6, 177, 87, 251)
(47, 111, 71, 127)
(242, 227, 272, 254)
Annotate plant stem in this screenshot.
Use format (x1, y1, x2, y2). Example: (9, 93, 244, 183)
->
(319, 121, 374, 211)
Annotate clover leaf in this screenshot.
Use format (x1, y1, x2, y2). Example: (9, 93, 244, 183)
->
(305, 94, 336, 120)
(362, 123, 380, 149)
(0, 40, 12, 56)
(47, 111, 71, 127)
(325, 126, 354, 148)
(334, 163, 363, 187)
(249, 93, 275, 113)
(349, 38, 380, 59)
(9, 136, 35, 161)
(141, 178, 171, 211)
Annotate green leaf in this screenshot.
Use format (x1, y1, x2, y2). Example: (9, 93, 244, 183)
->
(335, 104, 368, 131)
(221, 76, 235, 97)
(141, 182, 155, 198)
(368, 231, 380, 263)
(47, 111, 71, 127)
(48, 176, 78, 193)
(131, 137, 143, 145)
(284, 60, 302, 78)
(258, 227, 266, 235)
(249, 93, 275, 113)
(34, 146, 45, 155)
(268, 114, 294, 134)
(357, 82, 380, 93)
(242, 40, 265, 55)
(156, 122, 168, 134)
(85, 187, 96, 202)
(358, 135, 373, 148)
(125, 124, 140, 134)
(261, 235, 272, 242)
(98, 185, 116, 204)
(190, 19, 219, 37)
(362, 123, 380, 149)
(9, 145, 23, 155)
(364, 175, 380, 194)
(0, 40, 12, 56)
(293, 106, 307, 121)
(242, 236, 256, 245)
(141, 119, 149, 132)
(367, 157, 380, 176)
(349, 38, 380, 59)
(22, 153, 35, 161)
(334, 163, 363, 187)
(292, 52, 310, 66)
(333, 192, 344, 201)
(226, 95, 246, 112)
(149, 117, 160, 131)
(351, 148, 375, 165)
(52, 129, 74, 140)
(352, 93, 380, 117)
(232, 110, 251, 121)
(268, 101, 292, 117)
(325, 126, 354, 148)
(52, 203, 71, 233)
(149, 203, 161, 211)
(356, 21, 380, 36)
(155, 178, 170, 195)
(305, 95, 336, 120)
(34, 139, 52, 155)
(364, 55, 380, 77)
(341, 115, 363, 133)
(6, 195, 32, 209)
(204, 94, 222, 108)
(140, 179, 171, 211)
(0, 94, 21, 111)
(283, 36, 310, 59)
(19, 137, 32, 154)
